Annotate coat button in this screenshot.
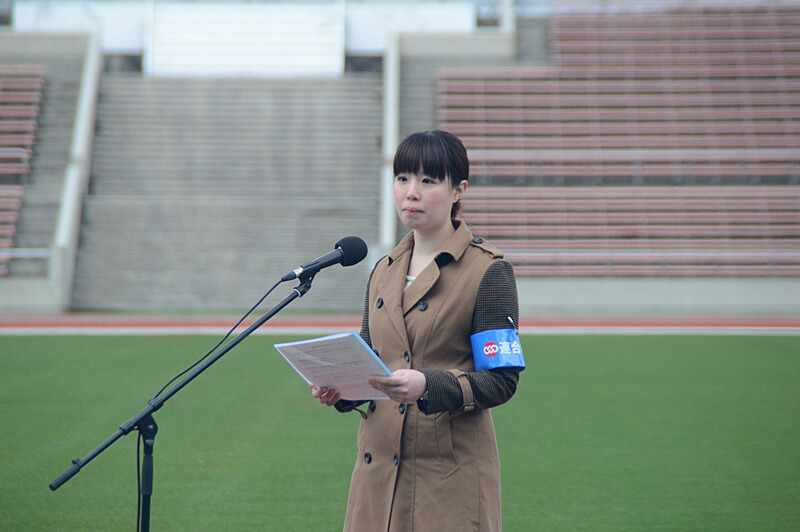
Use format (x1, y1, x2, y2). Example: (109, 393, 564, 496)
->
(472, 236, 484, 244)
(398, 403, 406, 414)
(364, 453, 372, 464)
(403, 351, 410, 362)
(393, 454, 399, 466)
(417, 300, 428, 311)
(376, 297, 383, 308)
(369, 401, 376, 412)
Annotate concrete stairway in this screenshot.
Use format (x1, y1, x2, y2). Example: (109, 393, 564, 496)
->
(72, 73, 382, 312)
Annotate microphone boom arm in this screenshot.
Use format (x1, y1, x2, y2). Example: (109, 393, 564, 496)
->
(49, 275, 316, 508)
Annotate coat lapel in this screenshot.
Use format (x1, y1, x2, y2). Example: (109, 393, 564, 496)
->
(401, 221, 474, 315)
(375, 232, 414, 349)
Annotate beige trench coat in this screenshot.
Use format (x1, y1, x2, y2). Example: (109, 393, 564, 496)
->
(343, 222, 505, 532)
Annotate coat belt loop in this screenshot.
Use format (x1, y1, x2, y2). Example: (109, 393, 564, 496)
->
(447, 369, 475, 415)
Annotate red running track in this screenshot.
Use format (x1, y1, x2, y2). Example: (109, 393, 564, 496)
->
(0, 313, 798, 335)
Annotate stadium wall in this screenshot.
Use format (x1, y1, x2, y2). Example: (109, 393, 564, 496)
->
(12, 0, 480, 66)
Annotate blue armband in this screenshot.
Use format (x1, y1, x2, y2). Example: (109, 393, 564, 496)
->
(471, 329, 525, 371)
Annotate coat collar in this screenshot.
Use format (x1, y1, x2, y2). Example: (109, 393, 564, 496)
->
(377, 221, 474, 331)
(386, 219, 474, 266)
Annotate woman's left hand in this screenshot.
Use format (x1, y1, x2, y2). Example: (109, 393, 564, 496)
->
(369, 369, 427, 403)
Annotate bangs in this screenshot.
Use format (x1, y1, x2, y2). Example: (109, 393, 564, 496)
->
(393, 133, 449, 182)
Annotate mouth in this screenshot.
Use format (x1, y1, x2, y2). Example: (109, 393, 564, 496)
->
(403, 207, 422, 215)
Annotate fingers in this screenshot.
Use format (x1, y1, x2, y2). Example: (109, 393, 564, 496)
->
(369, 370, 426, 404)
(368, 375, 401, 395)
(311, 386, 341, 406)
(368, 375, 393, 388)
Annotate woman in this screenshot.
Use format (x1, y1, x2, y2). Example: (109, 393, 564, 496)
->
(313, 130, 525, 532)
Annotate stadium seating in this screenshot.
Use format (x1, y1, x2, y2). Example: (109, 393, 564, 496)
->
(438, 61, 800, 185)
(0, 64, 43, 184)
(548, 8, 800, 67)
(0, 64, 43, 275)
(439, 4, 800, 277)
(463, 185, 800, 277)
(439, 4, 800, 186)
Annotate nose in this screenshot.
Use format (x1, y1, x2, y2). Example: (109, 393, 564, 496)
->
(406, 179, 421, 199)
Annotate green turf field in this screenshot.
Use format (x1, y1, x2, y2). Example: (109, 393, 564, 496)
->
(1, 334, 798, 531)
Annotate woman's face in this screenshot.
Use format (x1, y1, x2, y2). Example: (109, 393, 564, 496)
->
(394, 172, 465, 234)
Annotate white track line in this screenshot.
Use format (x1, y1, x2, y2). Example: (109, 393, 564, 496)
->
(0, 325, 798, 335)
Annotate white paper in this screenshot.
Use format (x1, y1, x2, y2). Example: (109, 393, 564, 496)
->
(274, 331, 393, 401)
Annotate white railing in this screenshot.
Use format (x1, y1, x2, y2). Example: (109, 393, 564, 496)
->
(49, 32, 102, 310)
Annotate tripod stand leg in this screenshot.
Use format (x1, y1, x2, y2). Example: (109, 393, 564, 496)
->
(138, 414, 158, 532)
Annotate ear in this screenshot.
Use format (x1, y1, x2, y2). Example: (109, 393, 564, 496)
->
(454, 180, 468, 201)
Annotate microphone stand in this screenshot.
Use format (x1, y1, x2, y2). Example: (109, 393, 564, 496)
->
(49, 274, 317, 531)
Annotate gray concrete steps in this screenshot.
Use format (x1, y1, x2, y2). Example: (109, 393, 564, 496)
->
(72, 71, 382, 310)
(72, 195, 373, 311)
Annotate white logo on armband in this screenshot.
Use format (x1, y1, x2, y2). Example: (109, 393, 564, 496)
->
(483, 342, 499, 357)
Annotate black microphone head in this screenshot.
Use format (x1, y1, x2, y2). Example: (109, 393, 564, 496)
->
(335, 236, 368, 267)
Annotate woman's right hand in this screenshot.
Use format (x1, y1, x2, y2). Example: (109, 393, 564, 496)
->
(312, 385, 341, 407)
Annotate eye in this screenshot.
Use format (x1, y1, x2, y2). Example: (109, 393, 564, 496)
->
(395, 175, 407, 182)
(421, 177, 434, 184)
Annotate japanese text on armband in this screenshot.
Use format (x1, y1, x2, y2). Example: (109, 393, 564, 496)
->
(470, 329, 525, 371)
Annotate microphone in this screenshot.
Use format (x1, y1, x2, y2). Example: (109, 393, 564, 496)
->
(281, 236, 368, 282)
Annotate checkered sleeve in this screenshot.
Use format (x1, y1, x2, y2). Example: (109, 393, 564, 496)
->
(358, 259, 380, 349)
(418, 260, 523, 414)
